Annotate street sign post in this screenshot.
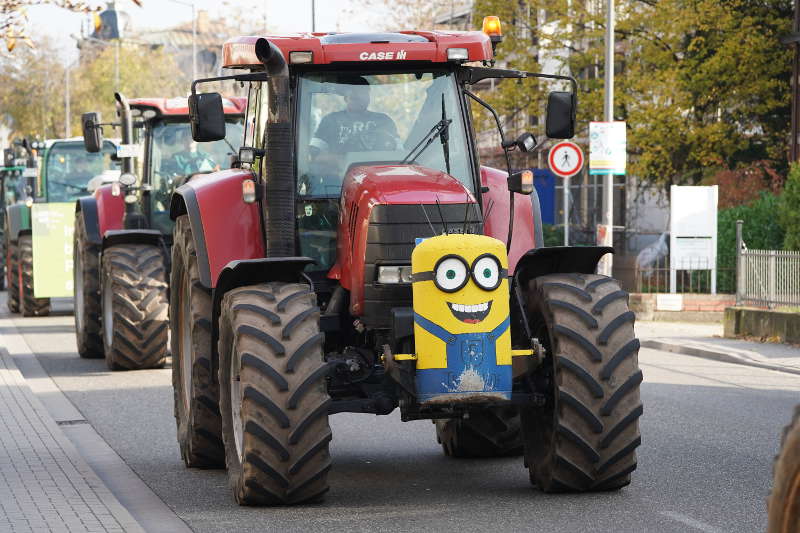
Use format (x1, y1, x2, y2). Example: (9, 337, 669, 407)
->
(590, 121, 626, 275)
(548, 141, 585, 245)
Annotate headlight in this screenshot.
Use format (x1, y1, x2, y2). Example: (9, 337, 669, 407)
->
(378, 265, 413, 284)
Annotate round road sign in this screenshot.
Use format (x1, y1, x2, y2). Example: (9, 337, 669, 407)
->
(548, 141, 584, 178)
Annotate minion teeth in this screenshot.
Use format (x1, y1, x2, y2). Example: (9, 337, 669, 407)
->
(447, 301, 492, 324)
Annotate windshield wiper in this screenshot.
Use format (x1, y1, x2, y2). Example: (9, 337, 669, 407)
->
(440, 95, 451, 175)
(401, 105, 452, 166)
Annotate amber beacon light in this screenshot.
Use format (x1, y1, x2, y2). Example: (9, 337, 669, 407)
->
(482, 16, 502, 37)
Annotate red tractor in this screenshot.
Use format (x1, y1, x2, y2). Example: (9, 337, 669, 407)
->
(73, 94, 245, 369)
(169, 19, 642, 505)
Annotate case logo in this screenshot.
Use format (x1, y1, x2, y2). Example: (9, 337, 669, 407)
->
(359, 50, 407, 60)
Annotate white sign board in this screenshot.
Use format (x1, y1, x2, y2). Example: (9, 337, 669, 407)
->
(589, 121, 626, 175)
(669, 185, 718, 293)
(656, 293, 683, 311)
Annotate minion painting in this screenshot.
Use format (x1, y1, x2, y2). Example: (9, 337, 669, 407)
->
(410, 233, 513, 404)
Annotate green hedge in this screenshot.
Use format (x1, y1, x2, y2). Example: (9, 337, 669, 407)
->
(717, 192, 785, 293)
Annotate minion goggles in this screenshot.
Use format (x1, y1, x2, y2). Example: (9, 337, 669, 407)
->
(411, 253, 508, 292)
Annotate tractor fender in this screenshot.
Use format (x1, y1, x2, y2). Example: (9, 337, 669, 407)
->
(93, 184, 125, 240)
(169, 169, 264, 288)
(210, 257, 314, 378)
(480, 166, 541, 273)
(5, 203, 31, 243)
(514, 246, 614, 289)
(102, 229, 163, 251)
(75, 196, 101, 245)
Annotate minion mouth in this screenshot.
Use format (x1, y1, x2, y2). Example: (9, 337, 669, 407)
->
(447, 301, 492, 324)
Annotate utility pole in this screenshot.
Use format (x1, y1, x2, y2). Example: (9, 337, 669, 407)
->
(311, 0, 316, 32)
(114, 38, 120, 91)
(599, 0, 615, 276)
(65, 62, 71, 137)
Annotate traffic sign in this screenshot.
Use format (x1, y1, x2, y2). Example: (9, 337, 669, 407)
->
(548, 141, 584, 178)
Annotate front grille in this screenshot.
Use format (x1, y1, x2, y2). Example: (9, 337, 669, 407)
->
(361, 203, 482, 328)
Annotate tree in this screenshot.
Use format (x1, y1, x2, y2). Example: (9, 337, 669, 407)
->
(0, 37, 184, 140)
(472, 0, 793, 189)
(778, 163, 800, 250)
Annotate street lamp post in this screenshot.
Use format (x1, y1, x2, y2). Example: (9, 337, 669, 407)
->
(166, 0, 197, 81)
(599, 0, 615, 276)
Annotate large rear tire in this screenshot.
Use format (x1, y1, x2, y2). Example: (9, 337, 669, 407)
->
(7, 239, 19, 313)
(170, 215, 225, 468)
(101, 243, 168, 370)
(218, 283, 332, 505)
(768, 406, 800, 533)
(520, 273, 642, 492)
(435, 407, 523, 458)
(74, 214, 103, 358)
(19, 235, 50, 317)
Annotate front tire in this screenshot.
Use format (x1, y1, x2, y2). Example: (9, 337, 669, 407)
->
(101, 243, 168, 370)
(19, 235, 50, 316)
(74, 214, 102, 358)
(170, 215, 224, 468)
(768, 406, 800, 533)
(521, 273, 642, 492)
(218, 283, 332, 505)
(435, 407, 523, 458)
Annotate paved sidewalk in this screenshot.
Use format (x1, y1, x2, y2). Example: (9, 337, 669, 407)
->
(636, 320, 800, 375)
(0, 348, 144, 533)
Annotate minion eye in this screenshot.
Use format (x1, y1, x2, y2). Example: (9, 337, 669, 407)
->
(472, 254, 501, 290)
(434, 256, 468, 292)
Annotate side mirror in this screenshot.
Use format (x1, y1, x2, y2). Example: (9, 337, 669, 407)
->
(546, 91, 575, 139)
(188, 92, 226, 142)
(82, 112, 103, 153)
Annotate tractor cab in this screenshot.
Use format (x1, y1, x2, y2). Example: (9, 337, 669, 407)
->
(190, 28, 575, 325)
(39, 138, 119, 203)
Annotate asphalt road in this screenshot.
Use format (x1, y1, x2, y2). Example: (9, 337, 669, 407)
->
(3, 299, 799, 533)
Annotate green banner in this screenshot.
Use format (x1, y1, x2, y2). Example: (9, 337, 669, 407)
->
(31, 203, 74, 298)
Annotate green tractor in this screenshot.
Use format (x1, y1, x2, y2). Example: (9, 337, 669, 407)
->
(4, 137, 118, 316)
(1, 141, 38, 292)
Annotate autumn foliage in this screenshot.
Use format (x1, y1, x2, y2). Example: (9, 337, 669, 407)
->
(711, 161, 785, 209)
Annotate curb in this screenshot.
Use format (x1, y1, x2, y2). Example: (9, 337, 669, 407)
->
(641, 339, 800, 377)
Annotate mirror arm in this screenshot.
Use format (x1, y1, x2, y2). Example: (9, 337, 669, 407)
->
(464, 88, 516, 252)
(190, 72, 268, 96)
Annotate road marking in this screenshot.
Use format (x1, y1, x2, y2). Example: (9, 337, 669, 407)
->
(660, 511, 724, 533)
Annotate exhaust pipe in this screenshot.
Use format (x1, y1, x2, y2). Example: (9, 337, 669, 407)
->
(255, 38, 295, 257)
(114, 92, 134, 176)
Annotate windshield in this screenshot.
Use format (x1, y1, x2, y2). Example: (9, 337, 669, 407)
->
(149, 118, 245, 234)
(45, 141, 118, 202)
(297, 70, 472, 198)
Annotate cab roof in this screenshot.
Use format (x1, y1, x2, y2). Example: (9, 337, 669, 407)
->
(127, 97, 247, 116)
(222, 31, 493, 69)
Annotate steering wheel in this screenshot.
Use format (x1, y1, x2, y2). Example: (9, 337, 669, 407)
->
(356, 129, 400, 151)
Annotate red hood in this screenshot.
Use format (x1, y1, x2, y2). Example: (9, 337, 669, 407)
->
(342, 164, 476, 207)
(330, 164, 476, 317)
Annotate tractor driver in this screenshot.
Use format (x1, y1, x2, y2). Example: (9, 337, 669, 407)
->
(165, 127, 219, 177)
(310, 77, 400, 162)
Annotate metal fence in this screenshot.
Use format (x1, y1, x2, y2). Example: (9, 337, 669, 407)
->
(635, 256, 735, 294)
(736, 221, 800, 308)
